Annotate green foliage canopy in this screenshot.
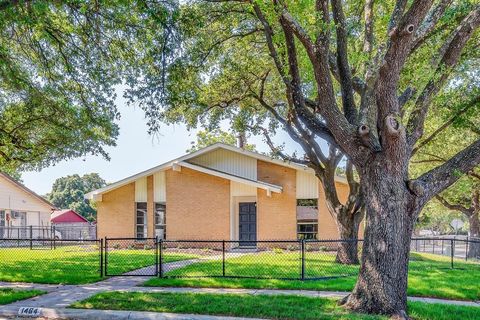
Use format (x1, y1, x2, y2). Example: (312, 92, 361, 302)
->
(47, 173, 106, 220)
(0, 0, 178, 173)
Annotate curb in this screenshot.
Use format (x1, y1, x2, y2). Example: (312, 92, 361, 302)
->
(0, 308, 263, 320)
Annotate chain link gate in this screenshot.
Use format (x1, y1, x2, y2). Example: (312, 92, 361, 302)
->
(104, 237, 159, 276)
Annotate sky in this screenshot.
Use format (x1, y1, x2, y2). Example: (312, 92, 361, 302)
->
(21, 91, 300, 195)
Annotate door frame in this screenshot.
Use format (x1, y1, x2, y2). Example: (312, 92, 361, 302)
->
(238, 202, 257, 247)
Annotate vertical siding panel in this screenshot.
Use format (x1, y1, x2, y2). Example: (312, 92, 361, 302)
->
(189, 149, 257, 180)
(153, 171, 166, 202)
(296, 170, 319, 199)
(135, 177, 148, 202)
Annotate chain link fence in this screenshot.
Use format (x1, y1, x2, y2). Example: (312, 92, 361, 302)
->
(0, 225, 96, 240)
(411, 237, 480, 263)
(0, 237, 478, 284)
(159, 240, 362, 280)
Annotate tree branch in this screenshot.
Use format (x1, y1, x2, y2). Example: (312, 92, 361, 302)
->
(389, 0, 408, 33)
(414, 139, 480, 205)
(331, 0, 357, 124)
(407, 7, 480, 148)
(436, 195, 473, 216)
(411, 0, 453, 53)
(379, 0, 434, 108)
(363, 0, 374, 54)
(399, 87, 416, 110)
(251, 3, 289, 87)
(411, 94, 480, 155)
(251, 125, 311, 166)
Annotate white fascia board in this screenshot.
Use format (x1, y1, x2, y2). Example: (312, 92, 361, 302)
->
(210, 143, 347, 185)
(84, 142, 347, 200)
(84, 145, 226, 200)
(178, 161, 283, 193)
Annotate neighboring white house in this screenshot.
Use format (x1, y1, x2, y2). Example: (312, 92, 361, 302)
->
(0, 172, 56, 239)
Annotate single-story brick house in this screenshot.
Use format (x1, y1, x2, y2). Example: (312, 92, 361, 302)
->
(86, 143, 362, 242)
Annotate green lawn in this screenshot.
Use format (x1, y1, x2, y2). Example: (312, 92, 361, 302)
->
(71, 291, 480, 320)
(0, 288, 45, 305)
(145, 252, 480, 301)
(0, 245, 196, 284)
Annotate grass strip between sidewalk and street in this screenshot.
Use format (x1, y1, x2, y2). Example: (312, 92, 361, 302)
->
(0, 288, 45, 305)
(70, 291, 480, 320)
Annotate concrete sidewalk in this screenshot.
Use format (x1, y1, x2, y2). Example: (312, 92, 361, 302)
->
(1, 256, 479, 319)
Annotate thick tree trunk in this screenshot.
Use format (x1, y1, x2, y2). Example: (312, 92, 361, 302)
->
(335, 209, 364, 264)
(468, 212, 480, 259)
(343, 161, 416, 318)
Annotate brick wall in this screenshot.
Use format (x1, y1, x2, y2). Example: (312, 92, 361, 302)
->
(165, 167, 230, 240)
(317, 181, 364, 239)
(97, 182, 135, 238)
(257, 160, 297, 240)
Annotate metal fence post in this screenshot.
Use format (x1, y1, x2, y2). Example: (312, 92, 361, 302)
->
(222, 240, 226, 277)
(155, 236, 159, 276)
(465, 239, 469, 261)
(301, 239, 305, 280)
(159, 239, 163, 278)
(450, 239, 454, 269)
(104, 237, 108, 276)
(52, 226, 56, 250)
(100, 238, 104, 278)
(29, 226, 33, 250)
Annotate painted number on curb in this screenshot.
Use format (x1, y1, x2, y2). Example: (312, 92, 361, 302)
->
(18, 307, 42, 317)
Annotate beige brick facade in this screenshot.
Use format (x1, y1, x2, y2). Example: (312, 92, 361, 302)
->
(317, 181, 364, 239)
(165, 167, 230, 240)
(257, 160, 297, 240)
(96, 157, 362, 241)
(97, 182, 135, 238)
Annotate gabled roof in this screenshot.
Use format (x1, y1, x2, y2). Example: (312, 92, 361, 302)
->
(0, 172, 56, 210)
(51, 209, 89, 223)
(179, 161, 283, 193)
(85, 143, 346, 200)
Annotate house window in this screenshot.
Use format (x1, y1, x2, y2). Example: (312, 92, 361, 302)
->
(155, 203, 166, 240)
(297, 221, 318, 240)
(297, 199, 318, 240)
(135, 202, 147, 238)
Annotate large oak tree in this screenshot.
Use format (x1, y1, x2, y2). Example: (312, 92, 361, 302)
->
(0, 0, 176, 172)
(127, 0, 480, 317)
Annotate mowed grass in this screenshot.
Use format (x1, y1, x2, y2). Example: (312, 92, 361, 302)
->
(145, 251, 480, 301)
(0, 245, 196, 284)
(0, 288, 45, 305)
(71, 291, 480, 320)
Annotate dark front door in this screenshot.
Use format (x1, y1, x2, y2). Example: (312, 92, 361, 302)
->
(239, 202, 256, 246)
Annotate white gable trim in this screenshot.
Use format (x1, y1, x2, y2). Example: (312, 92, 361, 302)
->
(178, 161, 282, 194)
(85, 143, 346, 200)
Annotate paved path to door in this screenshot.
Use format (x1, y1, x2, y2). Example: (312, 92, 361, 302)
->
(1, 258, 479, 319)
